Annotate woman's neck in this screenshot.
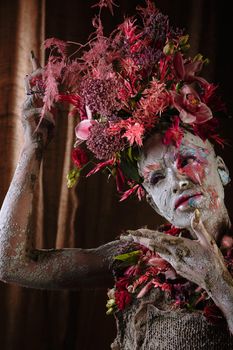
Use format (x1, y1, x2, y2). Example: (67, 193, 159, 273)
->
(201, 205, 231, 243)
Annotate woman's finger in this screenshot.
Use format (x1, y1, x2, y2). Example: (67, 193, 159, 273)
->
(191, 209, 213, 245)
(30, 50, 41, 71)
(191, 209, 220, 254)
(24, 75, 32, 95)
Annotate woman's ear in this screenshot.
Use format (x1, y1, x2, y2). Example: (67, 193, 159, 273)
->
(216, 156, 231, 186)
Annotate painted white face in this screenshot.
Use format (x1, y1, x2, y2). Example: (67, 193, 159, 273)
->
(139, 132, 227, 229)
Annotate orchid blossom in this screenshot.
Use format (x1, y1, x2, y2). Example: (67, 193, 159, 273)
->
(172, 85, 213, 124)
(173, 52, 208, 85)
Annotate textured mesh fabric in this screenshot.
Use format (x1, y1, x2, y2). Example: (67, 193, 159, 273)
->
(111, 290, 233, 350)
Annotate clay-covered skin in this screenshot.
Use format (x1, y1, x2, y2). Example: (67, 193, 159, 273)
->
(139, 132, 230, 240)
(0, 111, 120, 290)
(129, 132, 233, 333)
(0, 65, 125, 290)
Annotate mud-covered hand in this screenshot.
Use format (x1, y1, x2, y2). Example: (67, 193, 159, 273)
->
(122, 211, 233, 333)
(21, 51, 55, 149)
(123, 209, 230, 293)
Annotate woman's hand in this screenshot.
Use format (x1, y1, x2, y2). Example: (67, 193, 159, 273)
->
(21, 51, 55, 149)
(122, 209, 229, 292)
(122, 212, 233, 334)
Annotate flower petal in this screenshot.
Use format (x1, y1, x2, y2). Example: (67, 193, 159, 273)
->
(173, 52, 185, 80)
(75, 120, 93, 140)
(184, 60, 203, 78)
(85, 105, 92, 120)
(179, 109, 196, 124)
(195, 103, 213, 124)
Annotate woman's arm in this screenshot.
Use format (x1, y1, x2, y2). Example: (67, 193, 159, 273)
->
(0, 60, 121, 290)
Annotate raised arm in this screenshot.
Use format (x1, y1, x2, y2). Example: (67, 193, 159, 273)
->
(0, 55, 121, 290)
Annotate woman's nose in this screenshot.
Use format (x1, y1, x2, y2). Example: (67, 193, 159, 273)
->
(168, 168, 191, 193)
(179, 179, 190, 190)
(173, 179, 190, 193)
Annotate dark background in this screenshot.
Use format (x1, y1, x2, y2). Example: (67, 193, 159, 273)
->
(0, 1, 233, 349)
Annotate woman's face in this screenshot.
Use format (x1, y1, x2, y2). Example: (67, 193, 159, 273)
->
(139, 132, 226, 228)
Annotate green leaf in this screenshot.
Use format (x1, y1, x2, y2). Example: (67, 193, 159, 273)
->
(120, 158, 141, 182)
(179, 35, 189, 45)
(114, 250, 141, 265)
(163, 41, 174, 55)
(175, 82, 183, 92)
(127, 147, 133, 162)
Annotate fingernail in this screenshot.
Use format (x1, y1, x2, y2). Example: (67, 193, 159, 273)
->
(194, 208, 201, 222)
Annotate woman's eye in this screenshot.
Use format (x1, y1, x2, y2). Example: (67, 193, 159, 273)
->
(150, 172, 165, 185)
(180, 156, 196, 168)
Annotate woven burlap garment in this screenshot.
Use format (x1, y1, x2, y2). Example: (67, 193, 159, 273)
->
(111, 289, 233, 350)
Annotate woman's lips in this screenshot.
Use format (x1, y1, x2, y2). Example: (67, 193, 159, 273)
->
(175, 193, 203, 210)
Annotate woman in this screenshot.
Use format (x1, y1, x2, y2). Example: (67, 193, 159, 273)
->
(1, 2, 233, 349)
(0, 60, 233, 348)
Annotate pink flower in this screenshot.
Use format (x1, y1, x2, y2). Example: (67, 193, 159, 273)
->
(108, 119, 144, 146)
(133, 79, 171, 130)
(123, 122, 144, 146)
(163, 117, 184, 147)
(120, 18, 142, 44)
(75, 105, 95, 140)
(172, 85, 213, 124)
(136, 186, 145, 201)
(137, 281, 153, 298)
(148, 257, 169, 270)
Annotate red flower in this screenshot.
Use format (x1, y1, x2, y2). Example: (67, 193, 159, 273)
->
(116, 166, 125, 193)
(59, 94, 81, 109)
(124, 265, 141, 277)
(163, 116, 183, 148)
(203, 304, 223, 325)
(160, 223, 182, 236)
(115, 277, 129, 290)
(71, 147, 88, 168)
(193, 118, 225, 146)
(86, 158, 115, 177)
(119, 184, 140, 202)
(115, 290, 132, 310)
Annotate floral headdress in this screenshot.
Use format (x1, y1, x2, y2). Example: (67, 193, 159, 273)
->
(41, 0, 225, 201)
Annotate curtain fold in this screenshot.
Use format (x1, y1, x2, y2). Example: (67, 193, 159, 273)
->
(0, 1, 233, 349)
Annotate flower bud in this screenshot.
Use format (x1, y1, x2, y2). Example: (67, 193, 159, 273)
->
(163, 42, 174, 55)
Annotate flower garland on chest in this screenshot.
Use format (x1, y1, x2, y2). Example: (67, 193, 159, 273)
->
(106, 225, 233, 326)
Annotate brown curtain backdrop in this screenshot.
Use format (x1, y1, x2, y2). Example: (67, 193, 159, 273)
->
(0, 0, 232, 349)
